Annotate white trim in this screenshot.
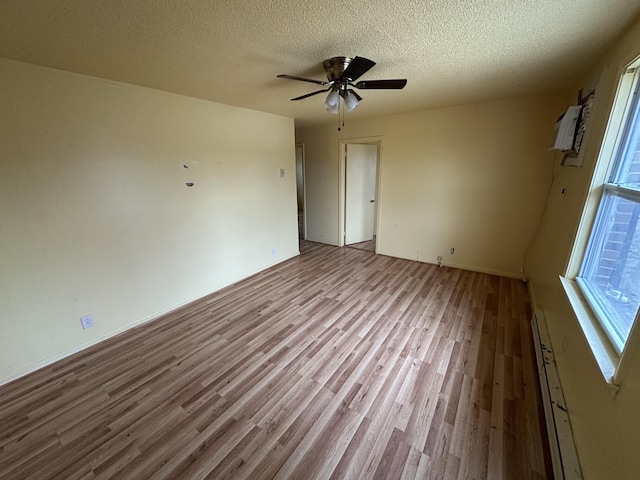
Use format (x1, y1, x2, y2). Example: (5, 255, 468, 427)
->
(561, 275, 640, 387)
(0, 251, 300, 387)
(375, 249, 522, 279)
(606, 183, 640, 199)
(296, 142, 307, 240)
(532, 310, 584, 480)
(560, 277, 619, 385)
(615, 306, 640, 383)
(563, 57, 640, 386)
(575, 277, 625, 355)
(338, 136, 383, 250)
(441, 260, 521, 279)
(565, 65, 636, 278)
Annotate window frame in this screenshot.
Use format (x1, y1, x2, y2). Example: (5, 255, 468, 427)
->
(577, 185, 640, 354)
(566, 59, 640, 384)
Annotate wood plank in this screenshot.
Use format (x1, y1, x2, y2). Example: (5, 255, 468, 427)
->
(0, 241, 552, 479)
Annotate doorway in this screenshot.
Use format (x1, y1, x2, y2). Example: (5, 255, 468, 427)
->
(295, 143, 305, 242)
(343, 142, 379, 253)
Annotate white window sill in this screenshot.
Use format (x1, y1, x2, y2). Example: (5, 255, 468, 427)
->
(559, 276, 620, 389)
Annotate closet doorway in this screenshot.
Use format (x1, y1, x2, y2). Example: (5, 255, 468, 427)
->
(295, 143, 305, 242)
(342, 141, 379, 253)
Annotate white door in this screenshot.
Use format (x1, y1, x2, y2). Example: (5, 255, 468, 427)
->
(345, 144, 377, 245)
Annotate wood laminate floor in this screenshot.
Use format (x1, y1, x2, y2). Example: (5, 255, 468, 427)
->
(346, 237, 376, 253)
(0, 241, 551, 479)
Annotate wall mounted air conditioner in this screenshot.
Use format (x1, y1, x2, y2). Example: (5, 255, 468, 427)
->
(550, 105, 584, 151)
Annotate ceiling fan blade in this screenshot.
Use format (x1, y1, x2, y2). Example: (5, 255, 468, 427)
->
(341, 56, 376, 81)
(347, 89, 363, 101)
(277, 74, 328, 86)
(354, 79, 407, 89)
(290, 88, 329, 101)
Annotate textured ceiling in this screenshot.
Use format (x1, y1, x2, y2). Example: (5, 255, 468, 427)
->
(2, 0, 640, 127)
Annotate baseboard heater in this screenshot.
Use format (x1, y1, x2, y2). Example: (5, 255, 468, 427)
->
(531, 310, 583, 479)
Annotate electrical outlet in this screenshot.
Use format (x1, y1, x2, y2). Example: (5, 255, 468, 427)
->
(449, 247, 455, 254)
(80, 314, 94, 330)
(436, 256, 443, 262)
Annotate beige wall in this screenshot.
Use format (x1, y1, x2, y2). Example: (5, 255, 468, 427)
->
(0, 59, 299, 385)
(526, 18, 640, 480)
(297, 93, 567, 277)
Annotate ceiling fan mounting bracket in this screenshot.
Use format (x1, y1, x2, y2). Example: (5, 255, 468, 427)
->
(322, 56, 353, 82)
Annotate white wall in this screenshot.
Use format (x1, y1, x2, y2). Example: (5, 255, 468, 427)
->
(0, 59, 299, 385)
(296, 93, 567, 277)
(526, 17, 640, 480)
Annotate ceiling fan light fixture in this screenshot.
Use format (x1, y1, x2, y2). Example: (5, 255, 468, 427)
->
(326, 103, 339, 114)
(343, 91, 359, 112)
(325, 89, 340, 113)
(278, 56, 406, 122)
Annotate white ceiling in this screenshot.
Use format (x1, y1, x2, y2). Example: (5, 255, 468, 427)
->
(2, 0, 640, 127)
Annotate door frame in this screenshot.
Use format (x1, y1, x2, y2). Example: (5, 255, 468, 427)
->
(295, 142, 306, 240)
(339, 136, 383, 249)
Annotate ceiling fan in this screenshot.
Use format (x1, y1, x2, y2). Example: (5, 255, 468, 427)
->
(277, 56, 407, 113)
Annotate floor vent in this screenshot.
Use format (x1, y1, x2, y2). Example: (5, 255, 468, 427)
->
(531, 310, 583, 479)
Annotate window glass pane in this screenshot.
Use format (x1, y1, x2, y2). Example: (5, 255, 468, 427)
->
(580, 192, 640, 347)
(613, 92, 640, 189)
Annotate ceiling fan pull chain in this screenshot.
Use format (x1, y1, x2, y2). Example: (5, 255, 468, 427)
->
(342, 98, 346, 130)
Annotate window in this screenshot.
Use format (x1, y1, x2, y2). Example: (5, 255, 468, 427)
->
(577, 65, 640, 355)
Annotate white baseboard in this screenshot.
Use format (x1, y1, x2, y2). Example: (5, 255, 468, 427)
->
(532, 309, 583, 479)
(0, 250, 301, 387)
